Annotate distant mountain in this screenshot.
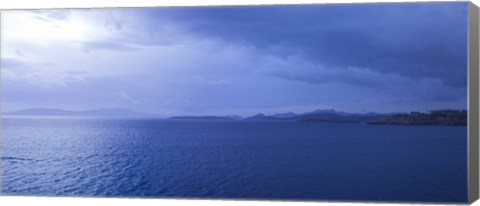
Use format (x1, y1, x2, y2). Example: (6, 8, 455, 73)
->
(245, 113, 283, 120)
(245, 109, 387, 123)
(223, 115, 243, 120)
(297, 112, 385, 123)
(8, 108, 459, 125)
(271, 112, 298, 118)
(303, 109, 389, 117)
(169, 116, 237, 120)
(4, 108, 160, 118)
(303, 109, 351, 116)
(6, 108, 73, 116)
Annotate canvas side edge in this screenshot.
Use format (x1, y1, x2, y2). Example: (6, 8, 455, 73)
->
(468, 1, 480, 204)
(0, 10, 4, 196)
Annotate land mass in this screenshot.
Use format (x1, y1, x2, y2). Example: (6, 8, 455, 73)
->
(169, 116, 238, 120)
(3, 108, 467, 125)
(3, 108, 160, 118)
(368, 109, 467, 126)
(245, 110, 387, 123)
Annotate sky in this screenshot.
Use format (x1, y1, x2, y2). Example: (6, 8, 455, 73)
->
(0, 2, 469, 116)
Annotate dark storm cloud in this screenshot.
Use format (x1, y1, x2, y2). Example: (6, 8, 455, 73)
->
(1, 3, 468, 114)
(136, 2, 468, 88)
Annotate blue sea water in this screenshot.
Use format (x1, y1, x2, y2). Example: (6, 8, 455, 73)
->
(1, 117, 467, 202)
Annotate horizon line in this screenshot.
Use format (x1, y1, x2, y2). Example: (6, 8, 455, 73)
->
(2, 107, 469, 118)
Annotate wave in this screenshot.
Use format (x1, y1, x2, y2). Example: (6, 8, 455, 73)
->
(2, 156, 38, 162)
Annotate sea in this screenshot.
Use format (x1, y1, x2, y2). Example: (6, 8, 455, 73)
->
(0, 117, 468, 203)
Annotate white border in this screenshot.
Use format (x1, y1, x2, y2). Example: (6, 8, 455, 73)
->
(0, 0, 474, 9)
(0, 0, 479, 206)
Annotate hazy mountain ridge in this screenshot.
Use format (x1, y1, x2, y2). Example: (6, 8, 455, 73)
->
(4, 108, 160, 118)
(169, 116, 237, 120)
(246, 109, 387, 123)
(3, 108, 467, 125)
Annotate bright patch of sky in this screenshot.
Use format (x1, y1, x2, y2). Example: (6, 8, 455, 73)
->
(0, 2, 468, 116)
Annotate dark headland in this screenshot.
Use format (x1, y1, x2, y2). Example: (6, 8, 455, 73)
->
(368, 109, 467, 126)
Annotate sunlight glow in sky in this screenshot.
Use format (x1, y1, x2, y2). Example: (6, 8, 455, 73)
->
(0, 2, 469, 116)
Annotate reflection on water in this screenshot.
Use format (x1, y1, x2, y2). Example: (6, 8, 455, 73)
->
(1, 117, 468, 202)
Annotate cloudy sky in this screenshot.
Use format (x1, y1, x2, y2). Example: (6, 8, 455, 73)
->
(0, 2, 469, 116)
